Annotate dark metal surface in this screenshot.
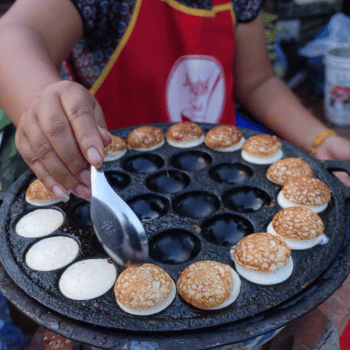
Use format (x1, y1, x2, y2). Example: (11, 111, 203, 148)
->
(0, 200, 349, 349)
(0, 123, 349, 336)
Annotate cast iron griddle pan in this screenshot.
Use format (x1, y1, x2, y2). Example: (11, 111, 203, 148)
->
(0, 123, 348, 332)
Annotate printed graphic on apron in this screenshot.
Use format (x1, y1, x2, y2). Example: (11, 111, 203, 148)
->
(166, 55, 225, 123)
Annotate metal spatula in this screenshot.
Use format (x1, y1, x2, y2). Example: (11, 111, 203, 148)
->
(90, 166, 149, 265)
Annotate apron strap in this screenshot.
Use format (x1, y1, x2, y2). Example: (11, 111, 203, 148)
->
(211, 0, 232, 7)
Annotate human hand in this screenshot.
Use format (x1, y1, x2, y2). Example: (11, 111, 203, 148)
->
(314, 135, 350, 187)
(15, 81, 111, 201)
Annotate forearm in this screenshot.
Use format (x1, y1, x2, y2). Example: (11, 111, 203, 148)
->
(0, 24, 62, 125)
(237, 74, 327, 153)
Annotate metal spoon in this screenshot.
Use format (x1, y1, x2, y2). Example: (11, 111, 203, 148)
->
(90, 166, 149, 265)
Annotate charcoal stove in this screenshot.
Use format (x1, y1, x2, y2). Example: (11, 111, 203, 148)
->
(0, 123, 350, 349)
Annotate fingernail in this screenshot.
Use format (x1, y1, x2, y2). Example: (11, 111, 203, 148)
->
(75, 184, 91, 200)
(52, 185, 70, 203)
(80, 170, 91, 186)
(87, 147, 103, 167)
(98, 126, 112, 140)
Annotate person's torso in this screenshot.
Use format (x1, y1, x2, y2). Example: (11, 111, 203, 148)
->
(64, 0, 262, 129)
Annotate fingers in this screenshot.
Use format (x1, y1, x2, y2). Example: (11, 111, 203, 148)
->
(15, 131, 70, 202)
(36, 92, 92, 187)
(333, 171, 350, 187)
(15, 81, 109, 200)
(313, 135, 350, 187)
(17, 118, 91, 200)
(98, 126, 112, 147)
(60, 86, 105, 168)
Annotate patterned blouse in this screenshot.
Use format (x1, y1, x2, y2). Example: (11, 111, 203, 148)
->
(64, 0, 263, 88)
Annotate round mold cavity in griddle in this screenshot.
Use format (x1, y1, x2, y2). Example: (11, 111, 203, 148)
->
(201, 213, 254, 246)
(209, 163, 253, 184)
(170, 150, 212, 171)
(149, 228, 201, 264)
(172, 191, 220, 218)
(105, 170, 131, 192)
(146, 170, 190, 194)
(127, 194, 169, 221)
(68, 200, 92, 226)
(122, 153, 164, 174)
(222, 186, 271, 213)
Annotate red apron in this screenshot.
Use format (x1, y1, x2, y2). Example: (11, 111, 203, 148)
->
(89, 0, 237, 130)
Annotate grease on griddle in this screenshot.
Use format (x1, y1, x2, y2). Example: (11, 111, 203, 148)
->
(209, 163, 253, 184)
(122, 153, 164, 174)
(172, 191, 220, 218)
(171, 150, 212, 171)
(201, 213, 254, 246)
(127, 194, 169, 221)
(222, 187, 271, 213)
(146, 170, 190, 194)
(149, 228, 201, 264)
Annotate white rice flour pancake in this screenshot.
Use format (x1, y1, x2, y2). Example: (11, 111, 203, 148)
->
(232, 257, 294, 285)
(277, 191, 329, 214)
(59, 259, 117, 300)
(25, 236, 80, 271)
(241, 149, 283, 165)
(15, 209, 64, 238)
(267, 222, 329, 250)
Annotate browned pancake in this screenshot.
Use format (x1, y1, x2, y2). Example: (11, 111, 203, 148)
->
(176, 261, 233, 309)
(232, 232, 291, 272)
(25, 179, 61, 205)
(114, 263, 173, 310)
(204, 125, 243, 150)
(127, 126, 164, 150)
(242, 134, 282, 157)
(267, 157, 313, 185)
(282, 176, 331, 206)
(104, 135, 127, 161)
(166, 122, 204, 147)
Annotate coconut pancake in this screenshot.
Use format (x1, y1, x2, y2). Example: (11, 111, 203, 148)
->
(241, 134, 283, 164)
(176, 261, 241, 310)
(25, 179, 64, 206)
(127, 126, 164, 151)
(166, 122, 204, 148)
(59, 258, 117, 300)
(104, 135, 127, 161)
(15, 208, 65, 238)
(267, 206, 328, 250)
(266, 157, 313, 185)
(114, 263, 176, 316)
(204, 125, 245, 152)
(231, 232, 293, 285)
(25, 236, 80, 271)
(278, 175, 331, 213)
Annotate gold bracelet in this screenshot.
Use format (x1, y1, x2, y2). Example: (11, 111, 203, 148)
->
(309, 129, 337, 156)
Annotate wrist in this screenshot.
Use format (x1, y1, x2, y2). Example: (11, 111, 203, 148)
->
(309, 129, 337, 157)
